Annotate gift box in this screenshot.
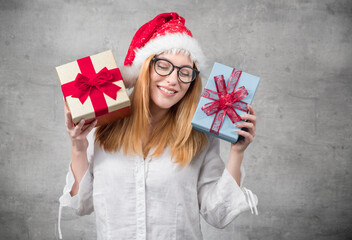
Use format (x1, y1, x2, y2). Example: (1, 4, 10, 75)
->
(191, 62, 260, 143)
(56, 50, 131, 126)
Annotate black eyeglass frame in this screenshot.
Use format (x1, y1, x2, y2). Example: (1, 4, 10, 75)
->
(152, 57, 200, 83)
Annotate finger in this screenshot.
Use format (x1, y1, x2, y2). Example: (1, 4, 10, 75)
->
(248, 104, 256, 116)
(235, 122, 256, 136)
(234, 129, 254, 143)
(81, 119, 98, 137)
(235, 121, 254, 129)
(240, 114, 257, 125)
(72, 119, 85, 136)
(76, 119, 85, 130)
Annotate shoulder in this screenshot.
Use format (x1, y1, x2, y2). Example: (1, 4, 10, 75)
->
(193, 135, 220, 161)
(203, 135, 220, 153)
(208, 135, 220, 146)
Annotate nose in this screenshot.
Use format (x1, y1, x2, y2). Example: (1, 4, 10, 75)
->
(166, 68, 178, 85)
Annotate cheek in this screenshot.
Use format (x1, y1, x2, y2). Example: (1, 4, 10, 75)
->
(179, 84, 191, 98)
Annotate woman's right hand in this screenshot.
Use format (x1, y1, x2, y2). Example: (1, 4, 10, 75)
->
(64, 101, 97, 152)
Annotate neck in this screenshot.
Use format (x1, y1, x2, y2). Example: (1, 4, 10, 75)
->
(149, 103, 168, 129)
(142, 103, 168, 150)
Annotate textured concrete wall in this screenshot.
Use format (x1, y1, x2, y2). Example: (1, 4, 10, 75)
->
(1, 0, 351, 239)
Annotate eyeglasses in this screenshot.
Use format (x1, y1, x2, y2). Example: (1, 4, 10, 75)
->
(152, 57, 200, 83)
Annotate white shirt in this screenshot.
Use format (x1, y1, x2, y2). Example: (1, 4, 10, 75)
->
(58, 130, 258, 240)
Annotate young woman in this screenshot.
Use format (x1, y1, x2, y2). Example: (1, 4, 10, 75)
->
(58, 12, 258, 240)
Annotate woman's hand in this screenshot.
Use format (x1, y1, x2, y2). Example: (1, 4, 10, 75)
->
(231, 104, 257, 154)
(64, 101, 97, 152)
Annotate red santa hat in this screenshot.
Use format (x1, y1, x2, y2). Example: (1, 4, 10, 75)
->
(121, 12, 205, 88)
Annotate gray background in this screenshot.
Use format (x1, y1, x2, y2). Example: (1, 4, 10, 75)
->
(1, 0, 351, 239)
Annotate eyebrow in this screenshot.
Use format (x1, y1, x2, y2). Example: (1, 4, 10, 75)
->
(156, 56, 193, 68)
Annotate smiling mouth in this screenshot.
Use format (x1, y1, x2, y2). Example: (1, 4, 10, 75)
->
(158, 86, 177, 94)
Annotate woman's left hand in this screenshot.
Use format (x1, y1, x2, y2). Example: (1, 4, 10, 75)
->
(231, 104, 257, 154)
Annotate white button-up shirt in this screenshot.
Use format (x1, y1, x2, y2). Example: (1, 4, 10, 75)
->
(58, 130, 258, 239)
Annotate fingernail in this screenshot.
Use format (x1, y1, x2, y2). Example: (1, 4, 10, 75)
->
(235, 123, 240, 127)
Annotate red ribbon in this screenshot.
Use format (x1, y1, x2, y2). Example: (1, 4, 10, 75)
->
(61, 56, 123, 117)
(201, 69, 248, 135)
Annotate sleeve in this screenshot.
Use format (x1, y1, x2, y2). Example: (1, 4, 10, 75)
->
(198, 137, 258, 229)
(58, 129, 95, 239)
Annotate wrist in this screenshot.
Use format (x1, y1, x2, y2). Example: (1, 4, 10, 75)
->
(72, 142, 88, 153)
(228, 148, 244, 165)
(230, 144, 245, 155)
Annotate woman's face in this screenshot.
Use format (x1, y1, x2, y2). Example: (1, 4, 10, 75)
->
(149, 52, 193, 112)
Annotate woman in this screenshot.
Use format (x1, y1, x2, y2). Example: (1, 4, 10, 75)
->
(58, 12, 258, 240)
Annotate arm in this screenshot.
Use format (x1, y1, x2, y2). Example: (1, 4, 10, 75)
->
(227, 104, 257, 186)
(58, 102, 97, 239)
(61, 101, 97, 211)
(198, 106, 258, 229)
(226, 151, 244, 187)
(60, 130, 96, 215)
(198, 137, 252, 229)
(64, 101, 97, 196)
(70, 146, 89, 196)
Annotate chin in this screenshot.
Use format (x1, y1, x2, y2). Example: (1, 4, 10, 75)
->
(153, 98, 177, 110)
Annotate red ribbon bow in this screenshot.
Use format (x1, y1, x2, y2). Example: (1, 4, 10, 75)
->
(201, 69, 248, 135)
(61, 56, 123, 117)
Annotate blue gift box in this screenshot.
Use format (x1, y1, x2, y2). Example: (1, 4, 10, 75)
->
(191, 62, 260, 144)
